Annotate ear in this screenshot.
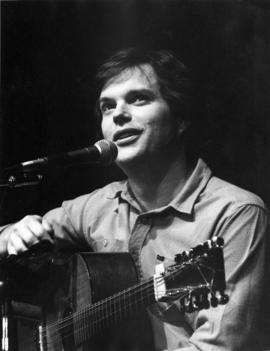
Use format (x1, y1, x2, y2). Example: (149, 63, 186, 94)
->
(177, 119, 189, 136)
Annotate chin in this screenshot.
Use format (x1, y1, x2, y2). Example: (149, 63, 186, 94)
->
(116, 151, 145, 169)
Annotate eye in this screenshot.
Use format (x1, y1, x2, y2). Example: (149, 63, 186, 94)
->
(100, 101, 115, 114)
(129, 94, 150, 105)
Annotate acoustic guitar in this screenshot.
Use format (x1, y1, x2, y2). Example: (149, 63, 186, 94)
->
(1, 237, 228, 351)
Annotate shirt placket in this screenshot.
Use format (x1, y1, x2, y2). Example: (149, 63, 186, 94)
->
(128, 215, 152, 280)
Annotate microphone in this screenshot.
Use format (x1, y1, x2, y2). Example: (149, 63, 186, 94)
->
(5, 139, 118, 174)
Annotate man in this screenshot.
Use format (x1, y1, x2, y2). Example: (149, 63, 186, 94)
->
(0, 48, 269, 350)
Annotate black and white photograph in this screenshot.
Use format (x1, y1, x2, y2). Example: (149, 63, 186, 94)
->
(1, 1, 270, 350)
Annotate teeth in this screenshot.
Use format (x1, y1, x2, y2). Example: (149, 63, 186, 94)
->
(118, 132, 133, 140)
(115, 129, 140, 141)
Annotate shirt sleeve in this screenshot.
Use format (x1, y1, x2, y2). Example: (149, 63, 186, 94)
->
(43, 192, 99, 251)
(173, 204, 270, 351)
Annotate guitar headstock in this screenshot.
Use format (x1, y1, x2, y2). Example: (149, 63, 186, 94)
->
(157, 237, 228, 313)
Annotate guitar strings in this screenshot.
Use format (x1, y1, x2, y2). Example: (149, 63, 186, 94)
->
(40, 265, 191, 346)
(40, 277, 160, 347)
(42, 286, 191, 348)
(42, 260, 192, 334)
(40, 261, 215, 347)
(40, 261, 214, 345)
(41, 287, 209, 347)
(42, 275, 158, 334)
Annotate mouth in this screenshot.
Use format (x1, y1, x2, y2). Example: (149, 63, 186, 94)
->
(113, 128, 142, 145)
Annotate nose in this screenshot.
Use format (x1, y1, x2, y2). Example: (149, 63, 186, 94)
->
(113, 102, 131, 125)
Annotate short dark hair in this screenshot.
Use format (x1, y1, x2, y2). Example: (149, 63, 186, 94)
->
(95, 48, 191, 129)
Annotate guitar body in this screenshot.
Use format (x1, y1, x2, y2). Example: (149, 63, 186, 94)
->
(43, 252, 152, 351)
(6, 252, 154, 351)
(3, 237, 227, 351)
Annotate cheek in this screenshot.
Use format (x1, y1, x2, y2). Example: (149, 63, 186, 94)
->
(148, 110, 175, 139)
(101, 118, 111, 139)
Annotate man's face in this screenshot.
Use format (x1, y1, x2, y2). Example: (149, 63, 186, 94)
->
(99, 64, 180, 167)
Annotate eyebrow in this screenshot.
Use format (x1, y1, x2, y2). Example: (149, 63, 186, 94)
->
(99, 88, 154, 105)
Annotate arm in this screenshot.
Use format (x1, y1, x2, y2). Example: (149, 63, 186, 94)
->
(0, 189, 100, 257)
(174, 204, 269, 351)
(0, 215, 54, 257)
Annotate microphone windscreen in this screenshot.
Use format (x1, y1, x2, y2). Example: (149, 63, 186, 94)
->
(94, 139, 118, 165)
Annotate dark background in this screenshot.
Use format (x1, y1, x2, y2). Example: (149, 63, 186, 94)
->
(1, 0, 270, 224)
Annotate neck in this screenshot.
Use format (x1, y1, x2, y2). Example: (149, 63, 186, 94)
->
(120, 149, 189, 211)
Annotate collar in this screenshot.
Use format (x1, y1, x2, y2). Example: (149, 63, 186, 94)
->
(170, 158, 211, 214)
(106, 158, 212, 215)
(106, 180, 142, 212)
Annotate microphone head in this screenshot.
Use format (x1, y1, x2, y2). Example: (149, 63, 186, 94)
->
(94, 139, 118, 165)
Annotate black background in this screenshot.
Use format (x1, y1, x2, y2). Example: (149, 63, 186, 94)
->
(1, 0, 270, 224)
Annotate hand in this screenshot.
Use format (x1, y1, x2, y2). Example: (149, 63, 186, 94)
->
(6, 215, 54, 255)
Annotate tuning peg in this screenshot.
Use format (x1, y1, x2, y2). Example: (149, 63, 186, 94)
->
(211, 236, 224, 248)
(174, 253, 182, 264)
(180, 296, 188, 313)
(187, 295, 196, 313)
(181, 288, 218, 313)
(183, 251, 190, 260)
(193, 288, 210, 310)
(203, 241, 211, 250)
(190, 291, 209, 310)
(189, 291, 200, 311)
(210, 294, 218, 307)
(188, 248, 194, 258)
(193, 244, 204, 257)
(180, 293, 196, 313)
(193, 294, 203, 310)
(217, 292, 229, 305)
(194, 291, 210, 311)
(201, 290, 210, 309)
(175, 250, 190, 264)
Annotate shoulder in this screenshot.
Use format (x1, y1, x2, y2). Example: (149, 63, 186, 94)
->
(203, 176, 267, 214)
(61, 180, 126, 214)
(198, 177, 269, 253)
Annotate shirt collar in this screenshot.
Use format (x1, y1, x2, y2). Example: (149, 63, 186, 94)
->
(170, 158, 211, 214)
(107, 158, 212, 215)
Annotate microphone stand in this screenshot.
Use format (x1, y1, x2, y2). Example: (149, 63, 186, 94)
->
(0, 171, 43, 351)
(0, 173, 43, 189)
(0, 281, 8, 351)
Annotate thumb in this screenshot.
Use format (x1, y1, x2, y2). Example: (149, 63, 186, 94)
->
(42, 218, 54, 243)
(42, 218, 53, 233)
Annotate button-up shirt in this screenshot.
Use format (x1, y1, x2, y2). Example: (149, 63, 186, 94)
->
(45, 158, 270, 351)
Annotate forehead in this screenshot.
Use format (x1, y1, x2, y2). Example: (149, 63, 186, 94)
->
(99, 64, 160, 99)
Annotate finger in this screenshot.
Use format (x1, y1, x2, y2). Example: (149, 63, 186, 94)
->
(30, 215, 43, 222)
(42, 218, 54, 235)
(25, 217, 52, 239)
(13, 224, 40, 247)
(7, 234, 28, 255)
(7, 244, 17, 255)
(25, 217, 54, 244)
